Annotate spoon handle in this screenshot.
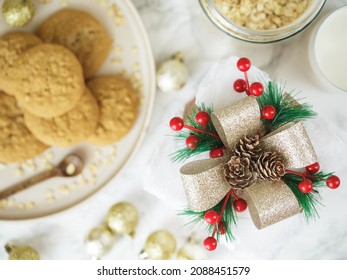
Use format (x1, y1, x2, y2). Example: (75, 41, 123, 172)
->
(0, 168, 61, 200)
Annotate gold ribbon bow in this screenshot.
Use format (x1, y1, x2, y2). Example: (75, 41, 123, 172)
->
(180, 97, 317, 229)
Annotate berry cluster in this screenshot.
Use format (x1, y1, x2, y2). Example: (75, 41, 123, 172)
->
(286, 162, 340, 193)
(169, 111, 224, 158)
(203, 190, 247, 251)
(234, 57, 277, 120)
(233, 57, 264, 97)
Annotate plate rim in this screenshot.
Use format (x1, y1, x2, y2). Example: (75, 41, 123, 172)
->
(0, 0, 156, 221)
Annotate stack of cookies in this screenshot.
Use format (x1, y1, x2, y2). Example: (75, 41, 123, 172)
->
(0, 9, 140, 164)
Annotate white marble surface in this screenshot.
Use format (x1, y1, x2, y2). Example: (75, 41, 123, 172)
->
(1, 0, 347, 260)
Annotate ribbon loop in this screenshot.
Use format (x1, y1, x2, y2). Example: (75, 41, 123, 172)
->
(241, 180, 302, 229)
(180, 157, 230, 212)
(211, 97, 261, 150)
(261, 121, 317, 168)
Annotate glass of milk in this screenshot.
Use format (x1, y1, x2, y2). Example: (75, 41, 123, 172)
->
(310, 6, 347, 92)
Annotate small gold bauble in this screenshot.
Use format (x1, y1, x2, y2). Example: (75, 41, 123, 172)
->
(106, 202, 138, 236)
(86, 225, 115, 259)
(157, 52, 188, 92)
(142, 230, 176, 260)
(5, 243, 40, 260)
(2, 0, 35, 28)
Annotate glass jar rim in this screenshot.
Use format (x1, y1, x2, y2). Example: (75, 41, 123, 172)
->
(199, 0, 327, 43)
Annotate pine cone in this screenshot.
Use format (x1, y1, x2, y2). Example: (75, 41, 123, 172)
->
(224, 156, 258, 189)
(234, 135, 261, 161)
(257, 152, 286, 180)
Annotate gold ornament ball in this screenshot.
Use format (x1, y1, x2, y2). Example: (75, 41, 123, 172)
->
(86, 225, 115, 258)
(157, 52, 188, 92)
(106, 202, 138, 236)
(5, 244, 40, 260)
(143, 230, 176, 260)
(2, 0, 35, 28)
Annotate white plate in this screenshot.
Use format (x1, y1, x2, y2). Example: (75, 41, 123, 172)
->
(0, 0, 155, 220)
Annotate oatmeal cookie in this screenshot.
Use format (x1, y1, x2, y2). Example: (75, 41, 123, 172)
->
(87, 75, 140, 145)
(0, 32, 42, 94)
(8, 44, 84, 118)
(0, 92, 48, 163)
(37, 9, 112, 78)
(24, 88, 99, 147)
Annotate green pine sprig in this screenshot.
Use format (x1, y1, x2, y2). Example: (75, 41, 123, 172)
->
(170, 104, 223, 162)
(257, 81, 317, 134)
(282, 171, 333, 220)
(180, 194, 236, 242)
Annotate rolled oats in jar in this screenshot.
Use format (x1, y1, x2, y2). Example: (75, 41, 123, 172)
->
(214, 0, 313, 30)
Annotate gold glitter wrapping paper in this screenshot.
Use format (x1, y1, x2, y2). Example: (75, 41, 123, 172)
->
(261, 121, 317, 168)
(212, 96, 261, 150)
(241, 180, 302, 229)
(180, 157, 230, 212)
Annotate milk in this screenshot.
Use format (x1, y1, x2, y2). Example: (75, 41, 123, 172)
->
(314, 6, 347, 91)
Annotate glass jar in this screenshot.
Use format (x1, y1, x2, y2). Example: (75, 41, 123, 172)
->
(199, 0, 326, 43)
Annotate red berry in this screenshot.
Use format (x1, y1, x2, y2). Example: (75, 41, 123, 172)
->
(209, 148, 224, 158)
(305, 162, 320, 174)
(195, 111, 210, 125)
(218, 222, 226, 235)
(249, 82, 264, 96)
(326, 175, 340, 189)
(203, 237, 217, 251)
(186, 135, 199, 150)
(237, 57, 251, 72)
(169, 117, 184, 131)
(261, 105, 276, 120)
(298, 179, 313, 193)
(233, 79, 246, 93)
(204, 210, 219, 224)
(233, 198, 247, 212)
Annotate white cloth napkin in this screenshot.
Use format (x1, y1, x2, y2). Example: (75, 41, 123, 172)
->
(142, 56, 347, 258)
